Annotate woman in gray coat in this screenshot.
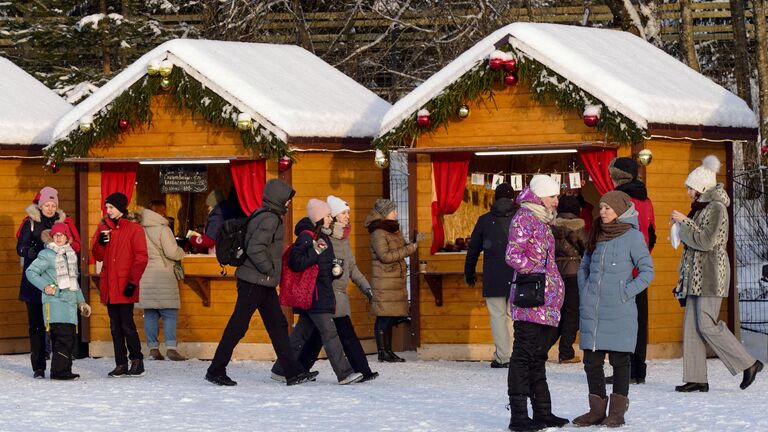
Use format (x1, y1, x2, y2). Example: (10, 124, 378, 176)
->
(573, 191, 654, 428)
(671, 156, 762, 393)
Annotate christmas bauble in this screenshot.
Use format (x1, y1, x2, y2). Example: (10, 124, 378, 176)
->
(236, 113, 253, 131)
(147, 62, 160, 76)
(504, 74, 518, 86)
(762, 146, 768, 156)
(583, 115, 599, 127)
(118, 119, 130, 131)
(457, 105, 470, 119)
(503, 58, 517, 72)
(638, 149, 653, 166)
(160, 78, 172, 91)
(416, 115, 432, 128)
(374, 149, 389, 169)
(489, 58, 504, 71)
(159, 60, 173, 77)
(278, 156, 292, 172)
(79, 121, 93, 133)
(49, 161, 59, 174)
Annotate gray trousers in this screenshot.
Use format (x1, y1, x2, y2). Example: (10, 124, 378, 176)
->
(682, 295, 755, 383)
(287, 312, 354, 381)
(486, 297, 514, 364)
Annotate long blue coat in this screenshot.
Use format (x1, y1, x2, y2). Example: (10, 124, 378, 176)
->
(577, 210, 654, 353)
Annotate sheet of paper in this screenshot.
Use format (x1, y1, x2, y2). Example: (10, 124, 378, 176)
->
(491, 174, 504, 190)
(510, 175, 523, 191)
(569, 172, 582, 189)
(471, 173, 485, 185)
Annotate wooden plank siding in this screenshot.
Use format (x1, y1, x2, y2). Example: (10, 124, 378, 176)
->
(0, 160, 76, 352)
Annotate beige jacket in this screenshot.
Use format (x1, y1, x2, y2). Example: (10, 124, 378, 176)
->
(137, 209, 185, 309)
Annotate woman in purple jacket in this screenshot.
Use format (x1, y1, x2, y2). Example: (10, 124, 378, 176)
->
(505, 175, 568, 432)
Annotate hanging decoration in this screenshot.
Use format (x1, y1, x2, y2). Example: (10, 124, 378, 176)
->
(504, 73, 518, 86)
(118, 119, 130, 131)
(503, 57, 517, 72)
(47, 160, 59, 174)
(159, 77, 172, 91)
(457, 105, 470, 119)
(278, 155, 292, 172)
(488, 50, 505, 71)
(374, 149, 389, 169)
(416, 109, 432, 128)
(469, 168, 589, 192)
(236, 113, 253, 131)
(146, 59, 161, 76)
(158, 60, 174, 77)
(78, 115, 94, 133)
(637, 148, 653, 166)
(583, 104, 601, 127)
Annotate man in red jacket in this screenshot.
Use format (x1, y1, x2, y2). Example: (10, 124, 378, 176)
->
(609, 157, 656, 385)
(91, 192, 148, 378)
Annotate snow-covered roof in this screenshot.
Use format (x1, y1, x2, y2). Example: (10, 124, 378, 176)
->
(0, 57, 72, 145)
(51, 39, 391, 144)
(379, 23, 758, 137)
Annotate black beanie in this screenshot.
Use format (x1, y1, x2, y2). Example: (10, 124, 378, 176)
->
(494, 183, 514, 201)
(557, 195, 582, 216)
(609, 157, 638, 186)
(105, 192, 129, 215)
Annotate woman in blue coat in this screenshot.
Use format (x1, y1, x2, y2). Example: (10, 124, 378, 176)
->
(573, 191, 654, 428)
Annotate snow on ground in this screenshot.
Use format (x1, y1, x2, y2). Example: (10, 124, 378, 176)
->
(0, 353, 766, 431)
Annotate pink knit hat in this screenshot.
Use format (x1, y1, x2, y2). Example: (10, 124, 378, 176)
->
(38, 186, 59, 208)
(306, 199, 331, 223)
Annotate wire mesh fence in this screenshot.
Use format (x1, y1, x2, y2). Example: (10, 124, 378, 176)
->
(389, 152, 411, 296)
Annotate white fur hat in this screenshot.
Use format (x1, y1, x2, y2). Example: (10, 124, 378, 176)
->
(326, 195, 350, 217)
(529, 175, 561, 198)
(685, 155, 721, 193)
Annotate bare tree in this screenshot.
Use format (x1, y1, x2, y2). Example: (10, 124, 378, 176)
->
(755, 0, 768, 145)
(679, 0, 700, 72)
(731, 0, 753, 108)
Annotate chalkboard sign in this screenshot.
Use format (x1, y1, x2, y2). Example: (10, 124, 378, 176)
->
(159, 164, 208, 193)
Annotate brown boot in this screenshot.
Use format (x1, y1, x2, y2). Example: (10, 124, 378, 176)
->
(149, 349, 164, 361)
(166, 349, 186, 361)
(572, 394, 607, 427)
(601, 393, 629, 428)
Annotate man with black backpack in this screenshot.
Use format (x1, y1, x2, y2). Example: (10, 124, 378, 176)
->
(205, 178, 316, 386)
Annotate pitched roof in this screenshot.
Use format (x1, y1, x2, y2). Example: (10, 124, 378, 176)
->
(51, 39, 391, 144)
(0, 57, 72, 145)
(379, 23, 757, 139)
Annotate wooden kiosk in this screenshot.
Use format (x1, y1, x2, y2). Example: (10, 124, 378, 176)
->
(375, 23, 758, 361)
(47, 39, 390, 360)
(0, 57, 73, 354)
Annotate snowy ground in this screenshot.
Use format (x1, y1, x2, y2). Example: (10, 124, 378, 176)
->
(0, 353, 766, 432)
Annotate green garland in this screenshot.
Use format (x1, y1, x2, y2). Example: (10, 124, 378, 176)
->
(373, 46, 645, 152)
(45, 67, 290, 164)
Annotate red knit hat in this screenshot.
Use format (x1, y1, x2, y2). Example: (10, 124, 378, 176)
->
(50, 222, 72, 241)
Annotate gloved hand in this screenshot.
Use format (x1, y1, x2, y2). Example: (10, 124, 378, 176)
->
(98, 231, 109, 246)
(364, 290, 373, 303)
(26, 247, 37, 260)
(79, 303, 92, 317)
(465, 274, 476, 288)
(413, 232, 426, 243)
(123, 283, 136, 297)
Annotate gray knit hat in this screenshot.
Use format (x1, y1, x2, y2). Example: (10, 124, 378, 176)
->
(374, 198, 397, 218)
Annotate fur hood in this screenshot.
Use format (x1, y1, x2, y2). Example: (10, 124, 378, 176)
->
(698, 183, 730, 207)
(25, 204, 67, 224)
(552, 216, 585, 231)
(40, 229, 53, 244)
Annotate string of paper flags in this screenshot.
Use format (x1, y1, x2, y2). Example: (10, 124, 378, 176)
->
(469, 170, 590, 191)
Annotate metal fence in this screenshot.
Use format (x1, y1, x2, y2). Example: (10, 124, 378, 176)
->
(388, 152, 411, 296)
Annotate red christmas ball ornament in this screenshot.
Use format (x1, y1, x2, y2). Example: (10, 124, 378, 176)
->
(761, 146, 768, 156)
(416, 114, 432, 128)
(503, 58, 517, 72)
(50, 161, 59, 174)
(504, 74, 519, 86)
(583, 115, 599, 127)
(488, 58, 504, 71)
(277, 156, 292, 172)
(118, 119, 130, 131)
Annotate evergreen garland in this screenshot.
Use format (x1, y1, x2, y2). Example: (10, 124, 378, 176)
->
(45, 66, 290, 163)
(373, 46, 645, 153)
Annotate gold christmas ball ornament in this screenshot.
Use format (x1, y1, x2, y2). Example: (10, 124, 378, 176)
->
(458, 105, 470, 119)
(158, 60, 174, 77)
(146, 60, 160, 76)
(236, 113, 253, 131)
(160, 77, 172, 91)
(638, 149, 653, 166)
(79, 115, 94, 133)
(374, 149, 389, 169)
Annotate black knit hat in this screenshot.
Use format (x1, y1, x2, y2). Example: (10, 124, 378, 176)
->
(609, 157, 638, 186)
(494, 183, 514, 201)
(557, 195, 582, 215)
(105, 192, 129, 215)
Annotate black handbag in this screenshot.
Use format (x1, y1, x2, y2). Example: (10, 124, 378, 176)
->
(512, 250, 548, 308)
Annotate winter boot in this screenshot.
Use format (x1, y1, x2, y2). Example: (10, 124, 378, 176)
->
(149, 348, 164, 360)
(600, 393, 629, 428)
(508, 394, 545, 431)
(166, 349, 187, 361)
(128, 359, 145, 377)
(740, 360, 763, 390)
(384, 325, 405, 362)
(205, 372, 237, 386)
(531, 384, 569, 428)
(572, 394, 608, 426)
(51, 372, 80, 381)
(107, 364, 129, 378)
(376, 328, 399, 362)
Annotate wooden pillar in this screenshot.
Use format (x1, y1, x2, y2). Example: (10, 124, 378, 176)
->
(726, 142, 737, 333)
(75, 163, 90, 342)
(408, 152, 420, 348)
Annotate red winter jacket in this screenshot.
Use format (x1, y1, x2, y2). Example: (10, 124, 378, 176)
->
(91, 217, 148, 304)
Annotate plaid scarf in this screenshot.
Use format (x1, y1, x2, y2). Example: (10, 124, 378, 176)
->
(46, 242, 79, 291)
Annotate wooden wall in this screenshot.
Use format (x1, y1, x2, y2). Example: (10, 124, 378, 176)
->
(0, 160, 75, 353)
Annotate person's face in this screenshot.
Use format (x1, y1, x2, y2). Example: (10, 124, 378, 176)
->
(386, 210, 398, 221)
(151, 204, 167, 217)
(105, 203, 123, 219)
(322, 213, 332, 228)
(335, 210, 350, 225)
(41, 201, 57, 218)
(540, 195, 559, 212)
(53, 232, 68, 247)
(599, 202, 618, 224)
(686, 187, 698, 202)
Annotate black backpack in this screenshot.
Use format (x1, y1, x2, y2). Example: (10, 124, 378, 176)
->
(215, 208, 277, 268)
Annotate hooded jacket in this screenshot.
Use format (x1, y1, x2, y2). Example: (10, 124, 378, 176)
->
(504, 187, 564, 327)
(615, 179, 656, 251)
(551, 213, 587, 277)
(465, 197, 516, 297)
(137, 208, 186, 309)
(578, 205, 654, 353)
(674, 183, 730, 298)
(235, 179, 294, 288)
(289, 217, 336, 314)
(91, 215, 149, 304)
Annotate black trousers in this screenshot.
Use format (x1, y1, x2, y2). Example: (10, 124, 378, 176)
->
(508, 321, 559, 397)
(209, 280, 304, 379)
(556, 276, 579, 360)
(26, 302, 47, 372)
(49, 323, 76, 377)
(107, 303, 143, 366)
(631, 289, 648, 379)
(584, 349, 631, 397)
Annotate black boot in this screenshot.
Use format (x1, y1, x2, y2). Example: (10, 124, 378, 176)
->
(740, 360, 763, 390)
(508, 394, 544, 431)
(531, 382, 569, 428)
(384, 324, 405, 362)
(376, 327, 397, 362)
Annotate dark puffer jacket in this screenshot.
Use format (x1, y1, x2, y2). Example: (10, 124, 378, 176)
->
(289, 217, 335, 314)
(551, 213, 588, 277)
(464, 197, 516, 297)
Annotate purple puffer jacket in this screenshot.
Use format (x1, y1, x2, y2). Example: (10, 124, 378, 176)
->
(504, 187, 564, 327)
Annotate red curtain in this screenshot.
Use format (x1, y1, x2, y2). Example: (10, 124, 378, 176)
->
(100, 162, 138, 214)
(230, 160, 266, 214)
(578, 148, 618, 195)
(430, 153, 471, 254)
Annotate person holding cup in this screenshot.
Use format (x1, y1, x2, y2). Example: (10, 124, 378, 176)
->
(91, 192, 148, 377)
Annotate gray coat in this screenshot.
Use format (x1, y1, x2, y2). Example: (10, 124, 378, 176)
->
(137, 209, 185, 309)
(235, 179, 294, 288)
(674, 184, 730, 298)
(578, 207, 654, 353)
(329, 230, 372, 318)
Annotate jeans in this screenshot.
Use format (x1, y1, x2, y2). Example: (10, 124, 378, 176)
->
(143, 308, 178, 348)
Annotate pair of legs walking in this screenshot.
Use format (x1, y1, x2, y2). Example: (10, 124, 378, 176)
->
(107, 303, 144, 377)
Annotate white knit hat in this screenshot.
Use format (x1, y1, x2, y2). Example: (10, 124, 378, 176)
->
(326, 195, 350, 217)
(529, 175, 561, 198)
(685, 155, 721, 193)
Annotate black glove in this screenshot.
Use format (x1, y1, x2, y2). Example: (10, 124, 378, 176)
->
(26, 247, 38, 260)
(465, 274, 476, 288)
(364, 290, 373, 303)
(98, 231, 109, 246)
(123, 283, 136, 297)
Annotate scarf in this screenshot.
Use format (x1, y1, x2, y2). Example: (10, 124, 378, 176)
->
(368, 219, 400, 234)
(332, 222, 350, 240)
(687, 200, 708, 218)
(520, 202, 555, 224)
(46, 242, 79, 291)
